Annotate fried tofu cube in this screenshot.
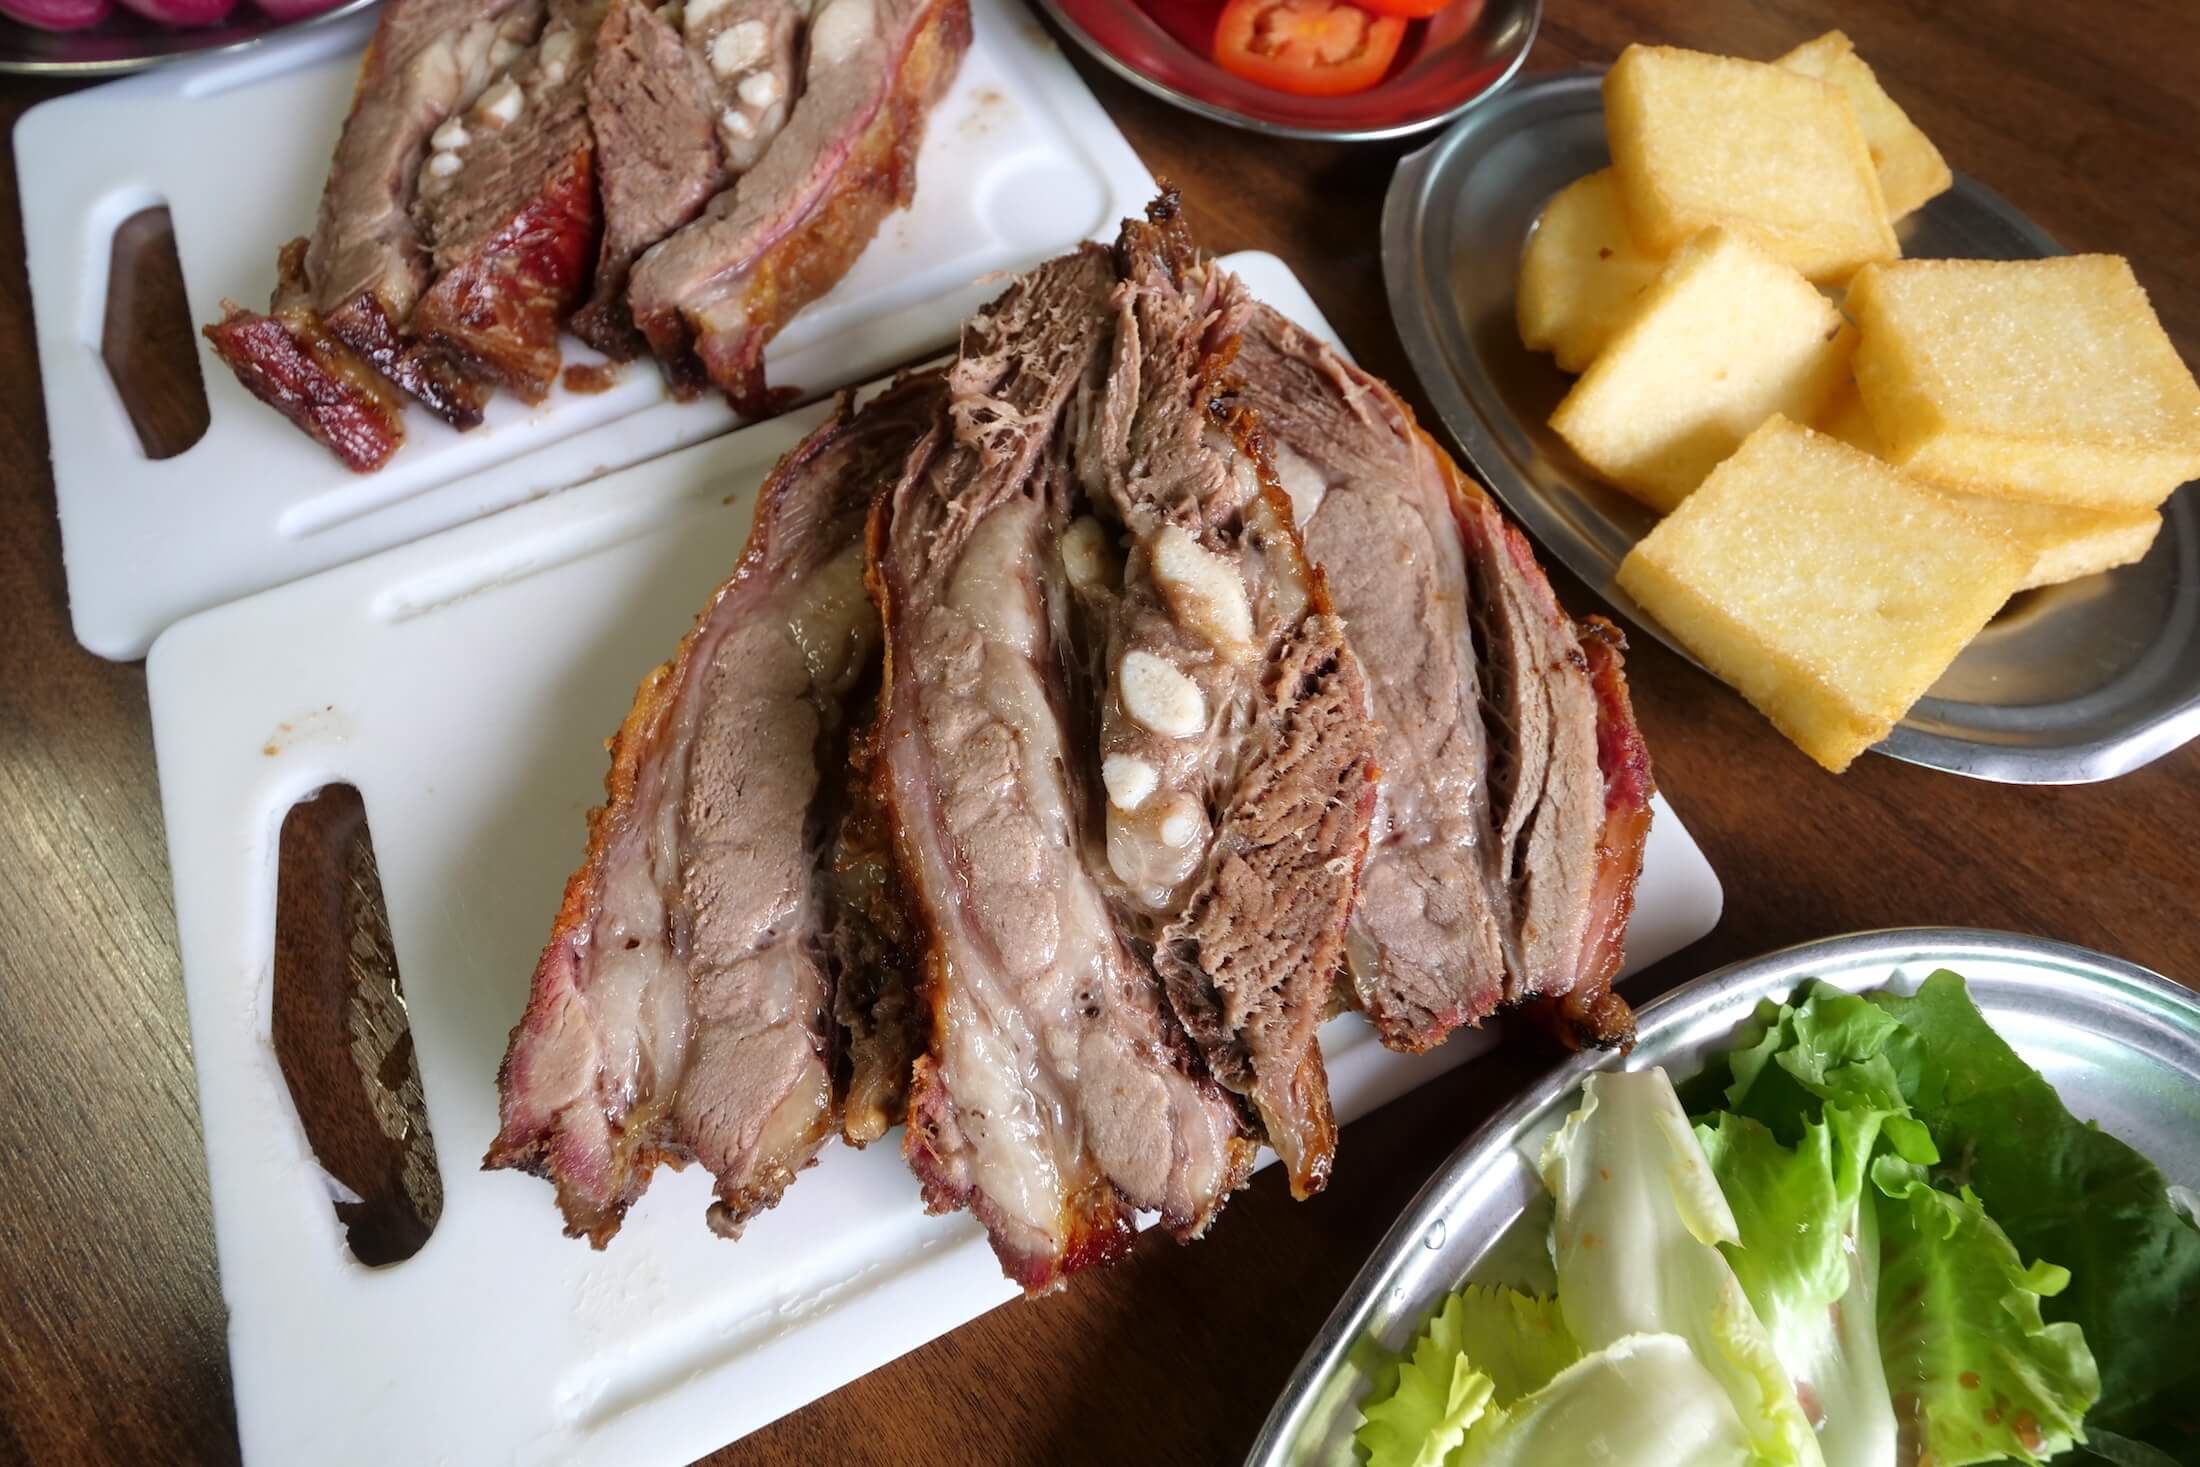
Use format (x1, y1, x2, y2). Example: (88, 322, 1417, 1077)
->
(1549, 227, 1854, 512)
(1517, 170, 1669, 374)
(1849, 255, 2200, 510)
(1818, 385, 2163, 590)
(1617, 416, 2026, 773)
(1776, 30, 1952, 220)
(1603, 43, 1898, 283)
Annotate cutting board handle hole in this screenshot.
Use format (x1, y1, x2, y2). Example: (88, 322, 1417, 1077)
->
(274, 783, 443, 1267)
(101, 206, 210, 462)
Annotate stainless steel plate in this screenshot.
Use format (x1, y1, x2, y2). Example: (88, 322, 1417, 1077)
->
(1382, 72, 2200, 784)
(1247, 927, 2200, 1467)
(0, 0, 372, 76)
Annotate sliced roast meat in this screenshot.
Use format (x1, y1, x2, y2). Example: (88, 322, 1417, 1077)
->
(628, 0, 971, 410)
(204, 0, 547, 467)
(676, 0, 802, 171)
(1069, 201, 1376, 1197)
(871, 248, 1253, 1293)
(1451, 467, 1605, 1008)
(1526, 617, 1651, 1049)
(571, 0, 802, 358)
(1234, 303, 1650, 1048)
(485, 373, 938, 1243)
(406, 0, 608, 405)
(1234, 305, 1513, 1050)
(829, 731, 923, 1146)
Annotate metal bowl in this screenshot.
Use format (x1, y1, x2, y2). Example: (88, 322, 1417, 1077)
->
(1382, 71, 2200, 783)
(1032, 0, 1536, 143)
(0, 0, 373, 76)
(1247, 927, 2200, 1466)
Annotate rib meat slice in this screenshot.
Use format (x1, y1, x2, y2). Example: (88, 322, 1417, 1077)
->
(203, 0, 547, 468)
(871, 248, 1253, 1293)
(1530, 617, 1651, 1049)
(571, 0, 802, 358)
(1451, 464, 1606, 1007)
(628, 0, 971, 410)
(829, 736, 923, 1145)
(1069, 202, 1376, 1198)
(1234, 305, 1512, 1050)
(405, 0, 608, 406)
(485, 373, 938, 1243)
(1234, 304, 1651, 1048)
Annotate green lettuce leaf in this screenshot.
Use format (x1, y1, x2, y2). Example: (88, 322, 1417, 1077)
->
(1715, 985, 1935, 1165)
(1455, 1334, 1757, 1467)
(1540, 1070, 1825, 1467)
(1354, 1290, 1498, 1467)
(1868, 971, 2200, 1451)
(1872, 1154, 2099, 1465)
(1697, 1109, 1898, 1467)
(1447, 1284, 1579, 1407)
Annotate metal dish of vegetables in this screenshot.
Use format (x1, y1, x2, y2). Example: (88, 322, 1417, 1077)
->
(1248, 927, 2200, 1467)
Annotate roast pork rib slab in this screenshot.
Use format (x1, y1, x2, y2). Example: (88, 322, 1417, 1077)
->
(1073, 201, 1377, 1198)
(485, 373, 937, 1244)
(1235, 304, 1650, 1050)
(870, 248, 1253, 1294)
(1450, 459, 1605, 1008)
(1235, 305, 1514, 1050)
(203, 0, 547, 467)
(628, 0, 971, 411)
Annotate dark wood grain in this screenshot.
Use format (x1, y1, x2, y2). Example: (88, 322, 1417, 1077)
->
(0, 3, 2195, 1462)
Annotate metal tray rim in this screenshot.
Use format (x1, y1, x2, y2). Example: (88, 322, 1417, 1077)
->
(1380, 70, 2200, 786)
(0, 0, 375, 76)
(1244, 925, 2200, 1467)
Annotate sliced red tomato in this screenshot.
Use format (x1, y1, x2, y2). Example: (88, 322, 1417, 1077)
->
(1212, 0, 1406, 98)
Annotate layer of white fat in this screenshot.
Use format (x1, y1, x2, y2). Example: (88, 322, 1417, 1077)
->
(734, 69, 781, 108)
(1060, 515, 1119, 592)
(910, 501, 1230, 1261)
(681, 0, 727, 31)
(1118, 649, 1204, 737)
(479, 75, 525, 127)
(705, 15, 766, 71)
(430, 116, 471, 152)
(573, 541, 874, 1170)
(1100, 753, 1157, 810)
(806, 0, 874, 74)
(719, 106, 755, 140)
(1149, 523, 1253, 655)
(537, 23, 579, 86)
(1269, 440, 1328, 528)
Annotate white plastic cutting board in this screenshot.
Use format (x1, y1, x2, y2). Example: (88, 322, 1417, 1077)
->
(21, 0, 1157, 660)
(148, 253, 1723, 1467)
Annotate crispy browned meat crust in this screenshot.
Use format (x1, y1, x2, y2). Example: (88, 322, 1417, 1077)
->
(409, 146, 603, 403)
(201, 241, 409, 474)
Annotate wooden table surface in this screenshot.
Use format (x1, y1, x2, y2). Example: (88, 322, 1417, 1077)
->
(2, 1, 2196, 1462)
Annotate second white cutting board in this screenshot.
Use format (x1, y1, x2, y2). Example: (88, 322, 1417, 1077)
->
(148, 252, 1723, 1467)
(21, 0, 1157, 660)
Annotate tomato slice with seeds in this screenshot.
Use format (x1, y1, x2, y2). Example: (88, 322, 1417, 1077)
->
(1212, 0, 1406, 98)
